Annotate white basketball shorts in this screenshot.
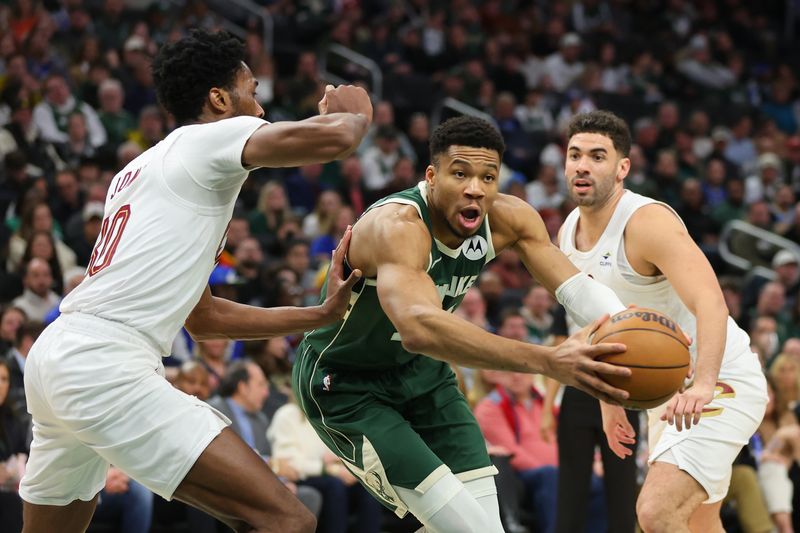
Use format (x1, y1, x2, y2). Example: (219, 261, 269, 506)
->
(19, 312, 230, 505)
(647, 348, 767, 503)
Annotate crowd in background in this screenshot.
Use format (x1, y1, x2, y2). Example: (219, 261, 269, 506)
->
(2, 0, 800, 531)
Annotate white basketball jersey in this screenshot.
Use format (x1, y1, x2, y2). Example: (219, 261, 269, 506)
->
(558, 190, 752, 369)
(61, 115, 266, 354)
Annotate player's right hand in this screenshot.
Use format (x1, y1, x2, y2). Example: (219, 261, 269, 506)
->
(548, 315, 630, 405)
(321, 225, 362, 321)
(600, 402, 636, 459)
(318, 84, 373, 124)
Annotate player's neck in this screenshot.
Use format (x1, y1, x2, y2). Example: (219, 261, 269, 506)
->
(575, 188, 624, 250)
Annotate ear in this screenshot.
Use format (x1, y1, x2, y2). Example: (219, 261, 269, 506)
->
(208, 87, 230, 114)
(425, 164, 436, 189)
(617, 157, 631, 183)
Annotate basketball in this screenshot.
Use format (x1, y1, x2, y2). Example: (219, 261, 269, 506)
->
(592, 308, 690, 410)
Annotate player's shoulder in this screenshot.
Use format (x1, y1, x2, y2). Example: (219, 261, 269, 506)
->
(489, 192, 542, 232)
(358, 202, 429, 242)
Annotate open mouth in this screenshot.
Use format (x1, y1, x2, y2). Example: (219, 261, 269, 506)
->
(572, 177, 593, 192)
(457, 207, 482, 230)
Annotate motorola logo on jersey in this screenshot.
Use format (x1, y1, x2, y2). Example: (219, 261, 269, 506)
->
(462, 235, 488, 260)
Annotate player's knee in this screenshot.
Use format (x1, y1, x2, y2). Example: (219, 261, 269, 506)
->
(636, 497, 674, 533)
(246, 497, 316, 533)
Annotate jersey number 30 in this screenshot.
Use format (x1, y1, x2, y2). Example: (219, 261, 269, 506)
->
(87, 205, 131, 276)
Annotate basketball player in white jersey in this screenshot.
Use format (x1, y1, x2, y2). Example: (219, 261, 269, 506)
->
(558, 110, 768, 533)
(19, 30, 371, 533)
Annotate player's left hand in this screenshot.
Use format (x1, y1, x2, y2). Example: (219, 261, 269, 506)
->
(321, 225, 362, 320)
(660, 383, 715, 431)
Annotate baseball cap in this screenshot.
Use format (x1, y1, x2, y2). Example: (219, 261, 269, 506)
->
(772, 250, 799, 269)
(208, 265, 244, 286)
(560, 32, 581, 48)
(82, 202, 105, 222)
(758, 152, 782, 170)
(711, 126, 731, 143)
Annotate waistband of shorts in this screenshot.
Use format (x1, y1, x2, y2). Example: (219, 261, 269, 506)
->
(57, 312, 163, 356)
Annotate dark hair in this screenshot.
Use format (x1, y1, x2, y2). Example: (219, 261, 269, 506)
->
(429, 116, 505, 166)
(567, 111, 632, 157)
(217, 361, 251, 398)
(15, 321, 44, 348)
(152, 29, 246, 125)
(498, 308, 524, 328)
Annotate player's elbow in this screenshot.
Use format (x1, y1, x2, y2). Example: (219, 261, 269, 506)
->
(397, 305, 437, 353)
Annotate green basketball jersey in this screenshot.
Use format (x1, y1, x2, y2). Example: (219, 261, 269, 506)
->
(303, 182, 496, 370)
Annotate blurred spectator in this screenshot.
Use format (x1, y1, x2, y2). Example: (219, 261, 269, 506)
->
(357, 100, 415, 161)
(519, 285, 554, 344)
(730, 201, 780, 269)
(0, 84, 60, 179)
(208, 360, 323, 517)
(8, 201, 76, 274)
(285, 163, 324, 216)
(0, 358, 28, 533)
(20, 230, 65, 295)
(0, 307, 27, 357)
(283, 50, 323, 119)
(495, 91, 537, 174)
(49, 169, 83, 228)
(194, 339, 232, 397)
(380, 156, 417, 196)
(361, 125, 401, 192)
(701, 157, 729, 210)
(725, 115, 758, 172)
(711, 178, 746, 227)
(677, 34, 735, 91)
(526, 163, 565, 211)
(5, 319, 42, 416)
(43, 266, 85, 325)
(11, 258, 60, 322)
(310, 206, 354, 264)
(249, 180, 293, 254)
(54, 111, 97, 169)
(32, 73, 106, 148)
(406, 112, 430, 174)
(543, 33, 584, 93)
(233, 237, 266, 306)
(676, 178, 718, 247)
(267, 395, 384, 533)
(127, 105, 164, 151)
(335, 155, 370, 216)
(66, 201, 103, 267)
(302, 189, 342, 240)
(745, 152, 784, 205)
(91, 466, 154, 533)
(174, 360, 211, 401)
(97, 78, 135, 150)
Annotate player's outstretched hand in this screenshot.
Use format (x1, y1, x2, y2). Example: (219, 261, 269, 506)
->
(548, 315, 630, 405)
(318, 84, 373, 124)
(659, 383, 714, 431)
(600, 403, 636, 459)
(321, 225, 362, 321)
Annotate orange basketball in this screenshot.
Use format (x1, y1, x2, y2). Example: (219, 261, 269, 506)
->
(592, 308, 690, 410)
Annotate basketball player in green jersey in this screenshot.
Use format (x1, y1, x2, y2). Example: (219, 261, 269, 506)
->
(293, 116, 630, 532)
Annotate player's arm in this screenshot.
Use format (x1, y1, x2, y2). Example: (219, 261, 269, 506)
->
(185, 228, 361, 341)
(358, 206, 630, 403)
(491, 194, 627, 325)
(627, 204, 727, 430)
(242, 85, 371, 168)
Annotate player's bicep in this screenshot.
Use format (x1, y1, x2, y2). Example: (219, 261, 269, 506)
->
(630, 206, 723, 310)
(496, 197, 580, 292)
(242, 114, 363, 168)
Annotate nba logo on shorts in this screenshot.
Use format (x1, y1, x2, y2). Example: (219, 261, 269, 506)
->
(323, 374, 332, 391)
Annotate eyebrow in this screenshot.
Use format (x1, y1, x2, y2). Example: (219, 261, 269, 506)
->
(450, 158, 499, 171)
(568, 146, 609, 154)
